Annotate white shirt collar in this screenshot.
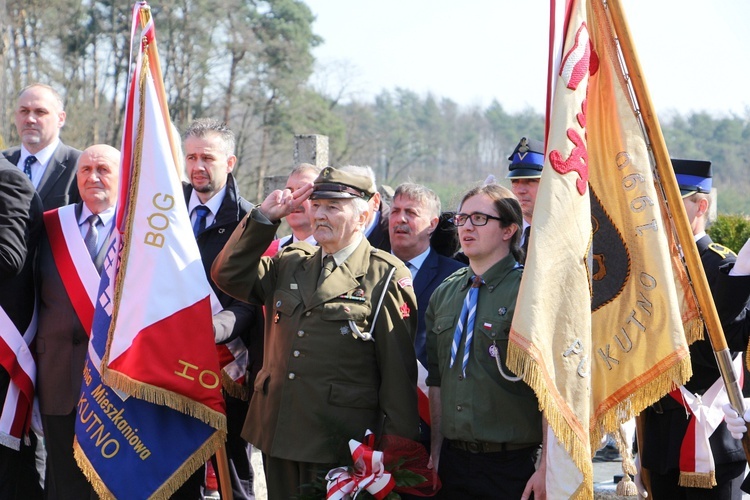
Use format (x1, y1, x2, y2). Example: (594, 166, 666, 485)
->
(188, 186, 226, 227)
(407, 246, 431, 273)
(20, 139, 60, 187)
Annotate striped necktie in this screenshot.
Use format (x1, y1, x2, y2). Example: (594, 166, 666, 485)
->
(450, 275, 483, 377)
(84, 214, 101, 261)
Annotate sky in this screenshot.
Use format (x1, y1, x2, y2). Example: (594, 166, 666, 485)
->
(306, 0, 750, 117)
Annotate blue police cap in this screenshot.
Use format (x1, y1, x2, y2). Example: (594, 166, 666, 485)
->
(671, 158, 712, 197)
(506, 137, 545, 179)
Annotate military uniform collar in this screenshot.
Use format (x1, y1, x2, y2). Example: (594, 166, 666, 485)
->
(462, 253, 520, 292)
(325, 233, 364, 267)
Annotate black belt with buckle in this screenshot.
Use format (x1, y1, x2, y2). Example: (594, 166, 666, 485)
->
(446, 439, 536, 454)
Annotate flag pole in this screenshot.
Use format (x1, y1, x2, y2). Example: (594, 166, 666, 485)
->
(605, 0, 750, 460)
(136, 5, 235, 498)
(138, 4, 185, 182)
(215, 447, 234, 500)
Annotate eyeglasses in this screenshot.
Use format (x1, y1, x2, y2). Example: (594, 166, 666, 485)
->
(453, 212, 504, 227)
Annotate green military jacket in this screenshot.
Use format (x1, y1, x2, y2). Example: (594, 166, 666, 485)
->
(425, 254, 542, 445)
(212, 209, 419, 463)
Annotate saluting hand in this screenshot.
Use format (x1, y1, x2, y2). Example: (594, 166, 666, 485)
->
(258, 182, 314, 222)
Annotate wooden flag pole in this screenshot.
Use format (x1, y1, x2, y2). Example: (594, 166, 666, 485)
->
(606, 0, 750, 461)
(216, 445, 234, 500)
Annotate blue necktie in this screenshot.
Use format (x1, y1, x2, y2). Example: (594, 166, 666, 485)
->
(23, 155, 37, 181)
(450, 275, 483, 377)
(193, 205, 210, 236)
(405, 261, 416, 278)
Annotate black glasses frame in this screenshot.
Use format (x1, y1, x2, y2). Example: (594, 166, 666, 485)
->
(453, 212, 504, 227)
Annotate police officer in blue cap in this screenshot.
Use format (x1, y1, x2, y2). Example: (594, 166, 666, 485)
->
(506, 137, 544, 260)
(639, 158, 750, 499)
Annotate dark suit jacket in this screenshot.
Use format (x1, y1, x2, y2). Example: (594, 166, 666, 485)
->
(0, 158, 43, 416)
(413, 248, 465, 366)
(366, 202, 391, 252)
(643, 235, 750, 474)
(36, 203, 108, 416)
(3, 141, 82, 210)
(185, 175, 263, 388)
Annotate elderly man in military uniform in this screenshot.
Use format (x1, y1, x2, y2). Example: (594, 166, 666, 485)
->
(211, 167, 419, 499)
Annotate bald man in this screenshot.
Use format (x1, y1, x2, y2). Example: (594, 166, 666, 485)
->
(3, 83, 82, 210)
(36, 144, 120, 499)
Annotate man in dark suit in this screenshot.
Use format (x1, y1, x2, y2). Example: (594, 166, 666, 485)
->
(389, 183, 465, 367)
(640, 159, 750, 499)
(4, 83, 81, 210)
(182, 118, 263, 499)
(340, 165, 391, 251)
(36, 144, 120, 499)
(389, 183, 465, 471)
(0, 157, 44, 499)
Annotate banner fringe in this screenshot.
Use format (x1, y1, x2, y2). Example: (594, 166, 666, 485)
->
(150, 430, 227, 499)
(678, 470, 717, 489)
(75, 429, 226, 500)
(221, 371, 250, 401)
(102, 369, 227, 431)
(507, 339, 593, 500)
(683, 316, 704, 346)
(74, 439, 117, 500)
(590, 356, 692, 450)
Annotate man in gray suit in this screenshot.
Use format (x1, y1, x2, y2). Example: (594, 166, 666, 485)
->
(3, 83, 81, 210)
(36, 144, 119, 499)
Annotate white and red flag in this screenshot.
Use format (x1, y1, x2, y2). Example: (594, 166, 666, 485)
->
(507, 0, 697, 497)
(73, 3, 225, 497)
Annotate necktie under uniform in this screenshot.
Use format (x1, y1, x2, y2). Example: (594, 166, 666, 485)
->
(450, 275, 484, 377)
(84, 214, 101, 261)
(193, 205, 210, 236)
(317, 255, 335, 287)
(23, 155, 37, 181)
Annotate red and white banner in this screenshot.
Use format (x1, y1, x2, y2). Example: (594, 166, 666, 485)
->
(100, 10, 225, 421)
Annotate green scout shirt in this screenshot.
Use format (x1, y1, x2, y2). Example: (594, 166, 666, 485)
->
(425, 253, 542, 445)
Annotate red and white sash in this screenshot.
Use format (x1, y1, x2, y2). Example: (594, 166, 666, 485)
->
(0, 307, 37, 450)
(671, 356, 743, 488)
(44, 206, 99, 335)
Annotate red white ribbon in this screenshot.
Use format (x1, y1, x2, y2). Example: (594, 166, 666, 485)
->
(326, 429, 395, 500)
